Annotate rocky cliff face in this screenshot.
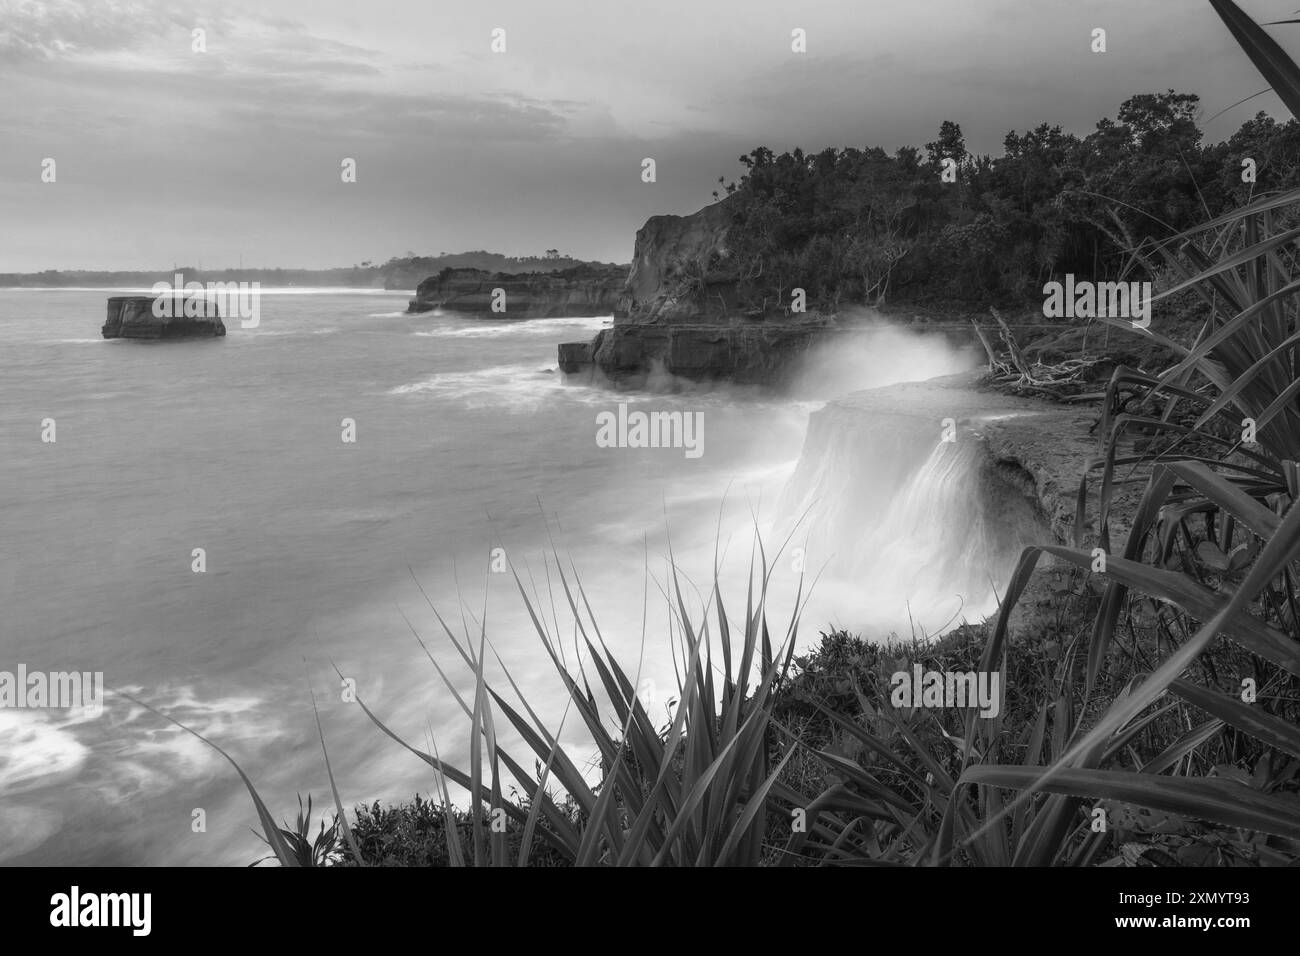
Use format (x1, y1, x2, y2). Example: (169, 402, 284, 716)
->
(622, 196, 736, 324)
(559, 196, 841, 385)
(102, 296, 226, 339)
(407, 265, 627, 318)
(558, 318, 834, 385)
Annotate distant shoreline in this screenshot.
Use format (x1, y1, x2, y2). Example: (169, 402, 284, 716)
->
(0, 255, 629, 294)
(0, 286, 416, 294)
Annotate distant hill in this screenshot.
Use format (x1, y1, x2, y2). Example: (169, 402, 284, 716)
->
(0, 253, 628, 291)
(0, 266, 386, 289)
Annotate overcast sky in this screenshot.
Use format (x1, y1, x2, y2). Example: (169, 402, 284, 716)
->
(0, 0, 1293, 271)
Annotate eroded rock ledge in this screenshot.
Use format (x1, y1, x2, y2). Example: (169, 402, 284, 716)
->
(559, 318, 831, 385)
(407, 265, 627, 318)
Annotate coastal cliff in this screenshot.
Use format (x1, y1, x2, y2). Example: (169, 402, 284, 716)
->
(558, 196, 845, 385)
(102, 296, 226, 339)
(622, 197, 737, 324)
(407, 264, 627, 318)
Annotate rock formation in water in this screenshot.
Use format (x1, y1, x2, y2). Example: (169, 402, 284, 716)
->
(102, 296, 226, 339)
(406, 264, 627, 318)
(557, 195, 858, 386)
(560, 320, 839, 386)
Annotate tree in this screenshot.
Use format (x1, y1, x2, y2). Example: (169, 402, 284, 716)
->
(925, 120, 967, 169)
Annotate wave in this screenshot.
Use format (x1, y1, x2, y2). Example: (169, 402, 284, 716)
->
(239, 328, 337, 337)
(0, 683, 288, 861)
(0, 708, 90, 799)
(387, 363, 679, 411)
(414, 315, 613, 339)
(388, 363, 569, 410)
(0, 804, 65, 861)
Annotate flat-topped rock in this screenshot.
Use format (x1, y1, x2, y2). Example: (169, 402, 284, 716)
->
(102, 296, 226, 339)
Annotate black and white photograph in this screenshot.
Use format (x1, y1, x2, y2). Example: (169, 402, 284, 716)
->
(0, 0, 1296, 933)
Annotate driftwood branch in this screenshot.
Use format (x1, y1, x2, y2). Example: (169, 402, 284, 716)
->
(970, 318, 1009, 375)
(973, 307, 1105, 401)
(990, 307, 1036, 382)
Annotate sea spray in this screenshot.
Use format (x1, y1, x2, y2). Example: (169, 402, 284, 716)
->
(849, 440, 1000, 610)
(779, 388, 1047, 637)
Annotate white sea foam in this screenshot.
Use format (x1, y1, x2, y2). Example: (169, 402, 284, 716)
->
(389, 362, 619, 410)
(414, 315, 612, 339)
(0, 708, 90, 798)
(0, 682, 288, 861)
(0, 804, 64, 861)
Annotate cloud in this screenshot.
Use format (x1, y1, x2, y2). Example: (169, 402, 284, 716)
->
(0, 0, 212, 61)
(0, 1, 572, 145)
(0, 0, 381, 79)
(0, 0, 1280, 271)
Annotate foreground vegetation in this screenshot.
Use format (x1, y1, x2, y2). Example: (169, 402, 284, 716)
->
(257, 589, 1300, 867)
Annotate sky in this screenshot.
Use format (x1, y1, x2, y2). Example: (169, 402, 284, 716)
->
(0, 0, 1294, 270)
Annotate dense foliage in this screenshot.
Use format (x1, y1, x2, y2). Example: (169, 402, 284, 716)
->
(713, 94, 1300, 312)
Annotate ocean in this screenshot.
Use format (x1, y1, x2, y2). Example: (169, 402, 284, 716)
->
(0, 288, 979, 865)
